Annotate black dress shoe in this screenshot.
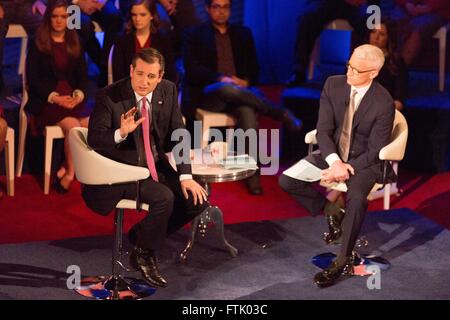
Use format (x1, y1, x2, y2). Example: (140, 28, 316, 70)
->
(314, 256, 354, 288)
(245, 174, 263, 195)
(323, 201, 345, 245)
(130, 247, 167, 288)
(281, 109, 303, 132)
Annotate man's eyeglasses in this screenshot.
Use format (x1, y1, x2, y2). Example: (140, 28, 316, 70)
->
(346, 62, 376, 76)
(210, 4, 231, 10)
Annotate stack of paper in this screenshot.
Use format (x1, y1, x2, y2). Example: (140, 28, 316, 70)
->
(283, 159, 323, 182)
(218, 155, 258, 170)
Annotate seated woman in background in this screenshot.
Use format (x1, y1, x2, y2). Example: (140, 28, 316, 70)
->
(112, 0, 176, 83)
(369, 19, 408, 110)
(26, 0, 90, 194)
(0, 108, 7, 198)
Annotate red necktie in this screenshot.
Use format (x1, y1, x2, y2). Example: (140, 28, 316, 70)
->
(141, 97, 159, 182)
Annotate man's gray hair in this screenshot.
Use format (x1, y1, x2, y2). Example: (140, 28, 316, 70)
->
(352, 44, 385, 70)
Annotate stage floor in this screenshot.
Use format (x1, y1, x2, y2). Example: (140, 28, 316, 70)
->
(0, 208, 448, 300)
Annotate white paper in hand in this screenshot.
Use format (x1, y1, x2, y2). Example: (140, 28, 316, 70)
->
(283, 159, 322, 182)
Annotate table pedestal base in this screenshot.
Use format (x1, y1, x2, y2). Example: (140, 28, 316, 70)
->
(180, 205, 238, 261)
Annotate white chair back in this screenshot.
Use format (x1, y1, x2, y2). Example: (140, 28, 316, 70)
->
(69, 127, 149, 185)
(379, 110, 408, 161)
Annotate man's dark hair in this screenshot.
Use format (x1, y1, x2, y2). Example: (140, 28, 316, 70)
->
(205, 0, 232, 7)
(131, 48, 165, 75)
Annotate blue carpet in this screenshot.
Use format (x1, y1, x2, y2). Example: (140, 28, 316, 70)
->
(0, 208, 448, 300)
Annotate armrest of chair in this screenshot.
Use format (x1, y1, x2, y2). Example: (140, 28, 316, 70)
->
(305, 129, 317, 145)
(90, 155, 150, 185)
(378, 130, 407, 161)
(69, 128, 150, 185)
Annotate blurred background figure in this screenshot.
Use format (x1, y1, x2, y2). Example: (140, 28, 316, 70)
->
(75, 0, 122, 87)
(0, 0, 46, 93)
(287, 0, 379, 87)
(26, 0, 90, 193)
(388, 0, 450, 66)
(112, 0, 176, 83)
(183, 0, 303, 195)
(368, 18, 408, 110)
(157, 0, 200, 56)
(120, 0, 200, 58)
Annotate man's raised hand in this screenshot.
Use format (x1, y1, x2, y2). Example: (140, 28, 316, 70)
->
(119, 107, 145, 138)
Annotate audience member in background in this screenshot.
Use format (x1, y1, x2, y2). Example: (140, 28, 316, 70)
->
(0, 107, 6, 198)
(287, 0, 379, 87)
(388, 0, 450, 66)
(26, 0, 90, 193)
(157, 0, 200, 56)
(113, 0, 176, 83)
(368, 19, 407, 110)
(75, 0, 122, 87)
(183, 0, 302, 196)
(0, 0, 46, 93)
(119, 0, 200, 54)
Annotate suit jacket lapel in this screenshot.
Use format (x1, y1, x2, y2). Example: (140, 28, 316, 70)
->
(338, 81, 351, 126)
(119, 79, 140, 148)
(120, 78, 137, 113)
(151, 84, 163, 138)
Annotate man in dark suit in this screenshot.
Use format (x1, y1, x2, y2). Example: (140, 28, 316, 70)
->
(84, 48, 209, 288)
(279, 44, 395, 288)
(183, 0, 302, 196)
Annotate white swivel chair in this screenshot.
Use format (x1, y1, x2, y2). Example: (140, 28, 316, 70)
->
(2, 127, 15, 196)
(308, 19, 353, 80)
(433, 23, 449, 92)
(304, 109, 408, 210)
(69, 127, 156, 300)
(5, 24, 27, 75)
(15, 67, 66, 195)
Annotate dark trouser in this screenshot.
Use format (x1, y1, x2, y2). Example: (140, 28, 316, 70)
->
(78, 0, 122, 79)
(279, 153, 378, 257)
(0, 1, 42, 86)
(293, 0, 367, 76)
(126, 162, 209, 251)
(203, 82, 279, 116)
(202, 82, 282, 162)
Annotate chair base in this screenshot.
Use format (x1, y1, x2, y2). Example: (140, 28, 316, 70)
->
(74, 275, 156, 300)
(311, 252, 390, 276)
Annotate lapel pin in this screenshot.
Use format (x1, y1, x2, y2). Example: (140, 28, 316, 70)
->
(158, 100, 163, 104)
